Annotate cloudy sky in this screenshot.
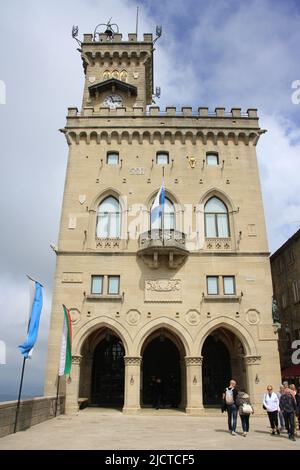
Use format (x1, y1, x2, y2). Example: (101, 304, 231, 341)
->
(0, 0, 299, 399)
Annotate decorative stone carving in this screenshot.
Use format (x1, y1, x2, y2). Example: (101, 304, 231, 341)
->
(185, 309, 200, 326)
(126, 309, 141, 326)
(244, 355, 261, 365)
(124, 356, 142, 366)
(72, 355, 82, 365)
(245, 309, 260, 325)
(68, 216, 77, 229)
(79, 194, 86, 205)
(145, 279, 182, 302)
(205, 238, 232, 251)
(88, 76, 96, 83)
(96, 237, 120, 248)
(62, 272, 83, 283)
(69, 308, 81, 324)
(185, 356, 203, 366)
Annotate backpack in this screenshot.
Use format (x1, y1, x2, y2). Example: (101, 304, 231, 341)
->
(280, 393, 294, 413)
(225, 388, 234, 405)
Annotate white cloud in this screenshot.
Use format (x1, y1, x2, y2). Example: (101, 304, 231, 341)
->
(257, 114, 300, 252)
(0, 0, 299, 398)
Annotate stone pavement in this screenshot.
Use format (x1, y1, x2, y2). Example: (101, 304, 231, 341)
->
(0, 408, 299, 450)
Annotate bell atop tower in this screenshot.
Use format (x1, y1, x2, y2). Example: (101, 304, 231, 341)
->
(73, 20, 157, 111)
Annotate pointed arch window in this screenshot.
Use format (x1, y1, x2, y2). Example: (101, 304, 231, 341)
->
(204, 197, 229, 238)
(96, 196, 121, 238)
(151, 197, 175, 230)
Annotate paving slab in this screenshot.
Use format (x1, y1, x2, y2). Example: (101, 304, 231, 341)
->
(0, 408, 298, 450)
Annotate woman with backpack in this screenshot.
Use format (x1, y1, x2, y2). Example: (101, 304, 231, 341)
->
(222, 379, 238, 435)
(263, 385, 280, 435)
(236, 389, 254, 437)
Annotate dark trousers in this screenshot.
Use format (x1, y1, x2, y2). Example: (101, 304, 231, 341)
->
(267, 410, 279, 430)
(227, 404, 237, 432)
(283, 411, 295, 437)
(240, 414, 250, 432)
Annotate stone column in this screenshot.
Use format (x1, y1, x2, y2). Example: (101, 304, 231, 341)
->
(185, 356, 204, 415)
(244, 355, 262, 408)
(122, 356, 142, 415)
(65, 355, 82, 415)
(180, 359, 187, 408)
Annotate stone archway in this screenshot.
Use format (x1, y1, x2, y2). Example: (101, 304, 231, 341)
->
(140, 328, 187, 409)
(79, 327, 126, 408)
(201, 327, 247, 407)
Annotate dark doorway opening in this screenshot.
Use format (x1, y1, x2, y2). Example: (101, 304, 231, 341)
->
(91, 334, 125, 407)
(142, 336, 181, 408)
(202, 335, 231, 406)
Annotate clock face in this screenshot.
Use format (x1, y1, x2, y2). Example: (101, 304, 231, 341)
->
(103, 94, 123, 109)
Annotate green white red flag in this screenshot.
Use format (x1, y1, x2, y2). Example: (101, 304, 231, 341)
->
(58, 305, 72, 376)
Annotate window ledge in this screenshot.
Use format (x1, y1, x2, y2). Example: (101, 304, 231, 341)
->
(86, 293, 124, 301)
(202, 294, 241, 302)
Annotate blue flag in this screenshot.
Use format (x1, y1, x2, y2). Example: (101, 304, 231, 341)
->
(151, 182, 165, 225)
(19, 281, 43, 359)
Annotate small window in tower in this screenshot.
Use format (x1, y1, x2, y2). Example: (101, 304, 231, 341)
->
(207, 276, 219, 295)
(156, 152, 169, 165)
(206, 152, 219, 166)
(107, 152, 119, 165)
(108, 276, 120, 295)
(91, 275, 103, 294)
(223, 276, 236, 295)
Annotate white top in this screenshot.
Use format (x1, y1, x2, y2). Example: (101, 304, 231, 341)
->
(263, 392, 280, 412)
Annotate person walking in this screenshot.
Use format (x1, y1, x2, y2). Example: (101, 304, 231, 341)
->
(154, 377, 165, 410)
(280, 389, 297, 441)
(236, 389, 254, 437)
(276, 385, 285, 431)
(223, 379, 238, 435)
(296, 387, 300, 431)
(263, 385, 280, 435)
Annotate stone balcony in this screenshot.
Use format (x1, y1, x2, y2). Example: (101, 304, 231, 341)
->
(137, 229, 189, 268)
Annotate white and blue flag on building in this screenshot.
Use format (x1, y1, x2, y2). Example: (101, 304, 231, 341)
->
(19, 279, 43, 359)
(150, 181, 165, 226)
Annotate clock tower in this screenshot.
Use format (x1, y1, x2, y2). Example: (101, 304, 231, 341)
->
(45, 23, 281, 416)
(81, 31, 154, 109)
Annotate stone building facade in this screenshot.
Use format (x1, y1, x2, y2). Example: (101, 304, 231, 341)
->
(44, 30, 281, 414)
(270, 229, 300, 369)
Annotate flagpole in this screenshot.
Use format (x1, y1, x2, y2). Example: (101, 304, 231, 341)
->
(14, 357, 27, 433)
(54, 375, 61, 417)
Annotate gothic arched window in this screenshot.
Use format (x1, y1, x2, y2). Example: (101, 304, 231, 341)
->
(204, 197, 229, 237)
(96, 196, 121, 238)
(151, 197, 175, 230)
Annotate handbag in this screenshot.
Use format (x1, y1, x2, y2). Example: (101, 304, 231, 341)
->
(242, 403, 253, 414)
(262, 394, 267, 410)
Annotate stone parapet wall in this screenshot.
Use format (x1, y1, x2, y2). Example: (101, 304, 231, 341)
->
(0, 395, 65, 438)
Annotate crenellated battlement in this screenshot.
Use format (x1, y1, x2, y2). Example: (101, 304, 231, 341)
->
(67, 106, 258, 119)
(82, 33, 153, 44)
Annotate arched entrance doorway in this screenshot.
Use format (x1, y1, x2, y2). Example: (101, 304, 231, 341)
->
(91, 333, 125, 406)
(201, 328, 246, 406)
(79, 328, 125, 407)
(141, 330, 184, 408)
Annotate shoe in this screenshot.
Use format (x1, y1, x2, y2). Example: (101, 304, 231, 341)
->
(276, 428, 280, 435)
(231, 431, 236, 436)
(290, 436, 296, 442)
(242, 432, 247, 437)
(272, 431, 275, 435)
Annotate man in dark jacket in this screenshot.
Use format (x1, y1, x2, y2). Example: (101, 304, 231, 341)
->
(223, 379, 238, 435)
(279, 391, 297, 441)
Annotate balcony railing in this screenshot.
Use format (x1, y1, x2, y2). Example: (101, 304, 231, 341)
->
(138, 229, 189, 268)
